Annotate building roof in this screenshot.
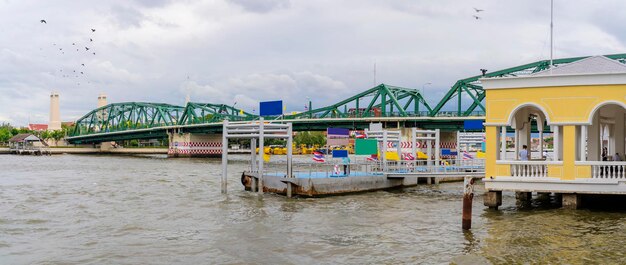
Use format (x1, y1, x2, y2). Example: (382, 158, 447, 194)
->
(8, 133, 40, 143)
(28, 123, 48, 131)
(481, 56, 626, 90)
(531, 56, 626, 76)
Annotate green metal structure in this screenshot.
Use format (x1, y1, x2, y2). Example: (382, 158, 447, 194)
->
(285, 84, 432, 119)
(73, 102, 184, 136)
(429, 53, 626, 116)
(68, 53, 626, 143)
(178, 102, 256, 125)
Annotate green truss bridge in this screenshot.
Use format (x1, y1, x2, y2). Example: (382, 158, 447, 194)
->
(67, 53, 626, 144)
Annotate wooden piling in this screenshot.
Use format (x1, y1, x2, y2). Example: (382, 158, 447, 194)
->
(462, 176, 474, 230)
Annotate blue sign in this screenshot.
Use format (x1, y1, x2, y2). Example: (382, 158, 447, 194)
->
(332, 150, 349, 158)
(260, 100, 283, 116)
(327, 128, 349, 136)
(441, 149, 451, 155)
(463, 120, 484, 130)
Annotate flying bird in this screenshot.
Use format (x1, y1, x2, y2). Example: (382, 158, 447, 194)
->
(473, 8, 484, 12)
(473, 15, 481, 20)
(85, 47, 90, 51)
(480, 69, 488, 76)
(91, 29, 96, 32)
(80, 72, 84, 74)
(72, 43, 75, 45)
(40, 19, 47, 24)
(90, 38, 93, 42)
(92, 52, 96, 55)
(81, 63, 85, 66)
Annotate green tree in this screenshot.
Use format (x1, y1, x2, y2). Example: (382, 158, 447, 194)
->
(51, 130, 64, 142)
(40, 130, 51, 140)
(0, 128, 11, 143)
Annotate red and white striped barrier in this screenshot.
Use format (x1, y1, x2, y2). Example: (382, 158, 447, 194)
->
(168, 141, 222, 156)
(387, 141, 457, 149)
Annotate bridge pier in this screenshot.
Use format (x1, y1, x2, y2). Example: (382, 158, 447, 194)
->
(168, 132, 222, 158)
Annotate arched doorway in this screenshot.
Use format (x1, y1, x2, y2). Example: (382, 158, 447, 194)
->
(501, 104, 551, 161)
(585, 102, 626, 162)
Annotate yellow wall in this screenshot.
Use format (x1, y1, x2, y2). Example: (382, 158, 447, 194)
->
(486, 84, 626, 125)
(561, 125, 576, 180)
(485, 83, 625, 180)
(575, 165, 591, 179)
(485, 126, 498, 178)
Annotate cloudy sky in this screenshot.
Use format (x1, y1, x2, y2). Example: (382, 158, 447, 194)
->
(1, 0, 625, 126)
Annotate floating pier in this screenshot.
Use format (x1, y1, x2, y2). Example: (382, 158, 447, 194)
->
(220, 119, 484, 197)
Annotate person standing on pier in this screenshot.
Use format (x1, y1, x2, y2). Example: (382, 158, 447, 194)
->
(342, 156, 351, 176)
(519, 145, 529, 161)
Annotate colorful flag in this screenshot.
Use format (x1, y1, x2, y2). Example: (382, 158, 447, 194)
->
(312, 151, 325, 162)
(354, 132, 366, 139)
(462, 151, 473, 160)
(404, 153, 415, 160)
(366, 154, 378, 161)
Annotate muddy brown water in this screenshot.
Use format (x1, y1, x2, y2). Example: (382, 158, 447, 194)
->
(1, 154, 624, 264)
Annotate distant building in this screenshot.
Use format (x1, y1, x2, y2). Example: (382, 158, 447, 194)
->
(28, 123, 48, 131)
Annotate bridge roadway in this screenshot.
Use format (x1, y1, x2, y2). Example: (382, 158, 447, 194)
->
(67, 54, 626, 144)
(66, 115, 484, 144)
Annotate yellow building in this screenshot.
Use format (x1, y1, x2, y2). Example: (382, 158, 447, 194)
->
(482, 56, 626, 209)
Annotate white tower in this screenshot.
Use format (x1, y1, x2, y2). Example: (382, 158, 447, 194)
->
(49, 92, 61, 130)
(97, 93, 107, 108)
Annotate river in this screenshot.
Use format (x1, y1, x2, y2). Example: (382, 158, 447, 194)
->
(1, 154, 624, 264)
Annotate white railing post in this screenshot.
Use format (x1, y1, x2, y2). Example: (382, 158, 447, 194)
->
(221, 120, 228, 194)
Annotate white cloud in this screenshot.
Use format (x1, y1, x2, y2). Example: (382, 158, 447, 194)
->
(0, 0, 625, 126)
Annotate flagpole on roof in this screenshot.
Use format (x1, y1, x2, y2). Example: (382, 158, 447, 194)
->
(550, 0, 554, 75)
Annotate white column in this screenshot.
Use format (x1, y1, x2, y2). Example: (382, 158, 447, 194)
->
(615, 112, 625, 158)
(501, 126, 507, 160)
(411, 128, 417, 158)
(258, 118, 264, 194)
(514, 129, 520, 160)
(250, 137, 257, 192)
(525, 122, 531, 158)
(287, 123, 293, 178)
(397, 131, 402, 161)
(251, 138, 257, 172)
(221, 120, 229, 194)
(435, 129, 441, 170)
(589, 114, 601, 160)
(382, 131, 388, 171)
(426, 134, 432, 167)
(580, 125, 587, 161)
(538, 121, 544, 159)
(553, 125, 560, 161)
(456, 132, 461, 165)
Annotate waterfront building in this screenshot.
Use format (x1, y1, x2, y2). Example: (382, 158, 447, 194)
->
(482, 56, 626, 209)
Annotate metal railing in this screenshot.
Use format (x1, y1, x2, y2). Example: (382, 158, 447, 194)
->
(383, 159, 485, 174)
(584, 161, 626, 180)
(497, 161, 554, 178)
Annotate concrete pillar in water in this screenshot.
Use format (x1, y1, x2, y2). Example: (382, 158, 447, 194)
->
(562, 193, 581, 209)
(483, 190, 502, 210)
(536, 192, 551, 201)
(168, 132, 222, 157)
(515, 191, 532, 207)
(462, 176, 474, 230)
(49, 92, 61, 131)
